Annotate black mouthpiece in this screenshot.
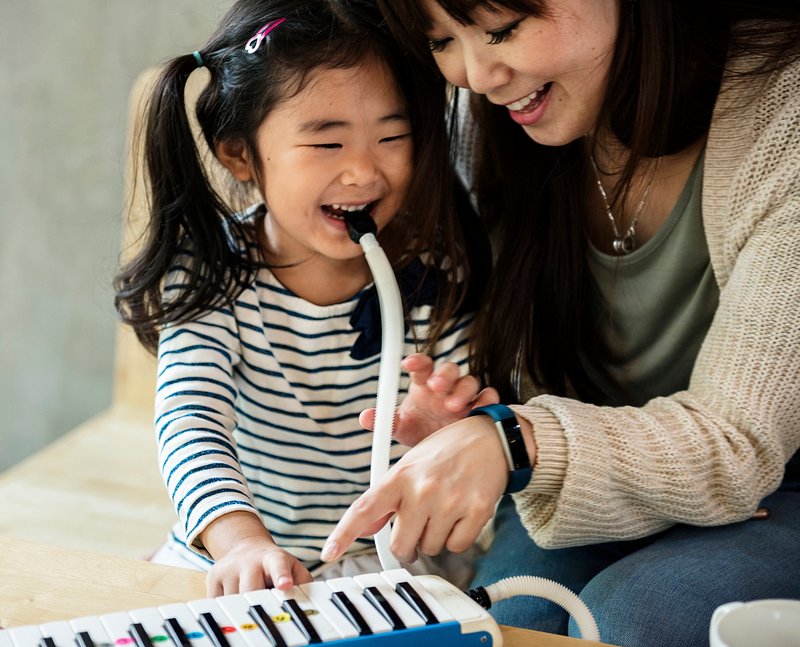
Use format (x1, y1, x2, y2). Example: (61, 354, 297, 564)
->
(466, 586, 492, 610)
(343, 210, 377, 243)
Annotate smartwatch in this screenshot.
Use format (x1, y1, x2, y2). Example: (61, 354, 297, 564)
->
(468, 403, 532, 494)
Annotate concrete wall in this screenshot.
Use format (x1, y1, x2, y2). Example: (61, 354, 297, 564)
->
(0, 1, 232, 471)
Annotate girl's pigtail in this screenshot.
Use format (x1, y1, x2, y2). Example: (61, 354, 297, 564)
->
(115, 53, 245, 353)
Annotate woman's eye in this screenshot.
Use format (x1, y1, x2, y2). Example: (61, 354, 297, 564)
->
(487, 18, 523, 45)
(311, 143, 341, 149)
(427, 37, 451, 54)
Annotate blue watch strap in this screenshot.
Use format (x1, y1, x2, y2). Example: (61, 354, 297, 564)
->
(468, 403, 532, 494)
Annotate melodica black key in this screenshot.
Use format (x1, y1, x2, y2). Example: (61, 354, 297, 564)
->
(40, 638, 57, 647)
(75, 631, 95, 647)
(163, 618, 191, 647)
(396, 580, 439, 625)
(248, 604, 288, 647)
(281, 598, 322, 643)
(129, 622, 154, 647)
(330, 590, 372, 635)
(363, 586, 405, 630)
(197, 612, 230, 647)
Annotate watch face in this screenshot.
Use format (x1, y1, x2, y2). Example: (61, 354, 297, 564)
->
(468, 405, 531, 478)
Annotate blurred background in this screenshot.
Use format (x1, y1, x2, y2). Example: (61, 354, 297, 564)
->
(0, 1, 233, 471)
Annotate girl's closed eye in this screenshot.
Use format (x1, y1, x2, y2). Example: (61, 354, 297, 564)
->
(380, 132, 412, 144)
(309, 142, 342, 149)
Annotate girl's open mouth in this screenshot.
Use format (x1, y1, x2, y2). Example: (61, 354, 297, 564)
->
(322, 201, 377, 220)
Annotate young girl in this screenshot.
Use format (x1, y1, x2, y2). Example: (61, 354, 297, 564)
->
(324, 1, 800, 645)
(114, 0, 490, 596)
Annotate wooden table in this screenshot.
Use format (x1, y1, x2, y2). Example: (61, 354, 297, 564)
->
(0, 403, 176, 560)
(0, 537, 615, 646)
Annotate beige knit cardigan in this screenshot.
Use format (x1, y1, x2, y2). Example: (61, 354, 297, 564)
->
(461, 57, 800, 548)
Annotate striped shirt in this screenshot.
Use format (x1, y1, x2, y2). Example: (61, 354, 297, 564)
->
(156, 248, 473, 569)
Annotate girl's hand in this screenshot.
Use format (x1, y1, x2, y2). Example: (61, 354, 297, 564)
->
(200, 510, 312, 596)
(359, 353, 500, 446)
(322, 415, 509, 564)
(206, 535, 313, 596)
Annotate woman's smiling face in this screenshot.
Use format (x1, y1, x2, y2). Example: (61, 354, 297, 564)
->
(423, 0, 619, 146)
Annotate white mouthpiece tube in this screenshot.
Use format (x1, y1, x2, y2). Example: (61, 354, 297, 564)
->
(358, 233, 403, 571)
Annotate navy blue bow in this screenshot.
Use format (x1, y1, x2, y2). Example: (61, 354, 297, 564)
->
(349, 258, 440, 360)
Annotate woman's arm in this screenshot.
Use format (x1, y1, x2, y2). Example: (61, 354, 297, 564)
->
(326, 60, 800, 558)
(511, 58, 800, 547)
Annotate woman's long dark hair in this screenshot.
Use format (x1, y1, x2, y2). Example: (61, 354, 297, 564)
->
(115, 0, 487, 354)
(377, 0, 800, 402)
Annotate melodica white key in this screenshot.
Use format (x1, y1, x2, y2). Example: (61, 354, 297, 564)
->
(69, 615, 115, 647)
(38, 620, 78, 647)
(6, 623, 42, 647)
(415, 574, 504, 644)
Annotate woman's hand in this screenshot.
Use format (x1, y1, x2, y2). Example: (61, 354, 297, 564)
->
(322, 415, 509, 564)
(201, 511, 313, 596)
(359, 353, 500, 446)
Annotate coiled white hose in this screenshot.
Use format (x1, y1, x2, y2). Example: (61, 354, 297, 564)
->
(483, 575, 600, 641)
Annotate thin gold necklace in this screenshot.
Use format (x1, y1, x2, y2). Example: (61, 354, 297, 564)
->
(590, 156, 661, 255)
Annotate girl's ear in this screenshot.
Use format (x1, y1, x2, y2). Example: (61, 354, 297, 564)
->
(216, 138, 255, 182)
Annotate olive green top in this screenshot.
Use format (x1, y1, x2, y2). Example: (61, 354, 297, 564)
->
(586, 152, 719, 407)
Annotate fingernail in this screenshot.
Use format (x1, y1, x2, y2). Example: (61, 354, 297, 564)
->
(321, 540, 337, 561)
(277, 576, 292, 589)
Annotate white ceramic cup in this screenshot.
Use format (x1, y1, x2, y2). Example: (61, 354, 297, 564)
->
(710, 599, 800, 647)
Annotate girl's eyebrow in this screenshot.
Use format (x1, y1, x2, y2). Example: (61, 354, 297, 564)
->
(297, 112, 410, 133)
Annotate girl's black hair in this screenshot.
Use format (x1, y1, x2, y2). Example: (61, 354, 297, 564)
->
(115, 0, 488, 354)
(377, 0, 800, 402)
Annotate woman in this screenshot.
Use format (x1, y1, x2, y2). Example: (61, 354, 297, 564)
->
(323, 1, 800, 645)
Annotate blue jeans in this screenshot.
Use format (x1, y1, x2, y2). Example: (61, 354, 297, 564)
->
(470, 486, 800, 647)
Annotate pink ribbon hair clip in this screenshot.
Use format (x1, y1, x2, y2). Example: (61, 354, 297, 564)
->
(245, 18, 287, 53)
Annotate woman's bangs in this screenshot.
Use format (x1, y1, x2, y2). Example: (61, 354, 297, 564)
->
(383, 0, 543, 32)
(436, 0, 546, 25)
